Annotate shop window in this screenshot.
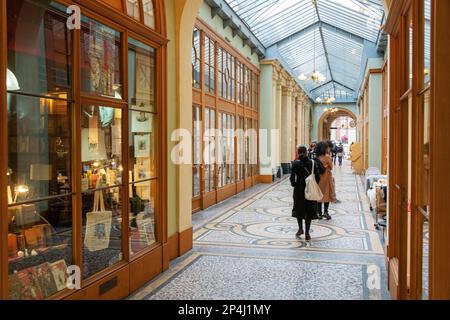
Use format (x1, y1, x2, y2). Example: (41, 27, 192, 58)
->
(252, 74, 259, 110)
(245, 67, 251, 108)
(237, 116, 245, 181)
(6, 1, 72, 98)
(129, 38, 156, 112)
(128, 38, 157, 255)
(237, 62, 244, 104)
(218, 48, 223, 97)
(126, 0, 140, 21)
(218, 113, 235, 188)
(204, 108, 215, 192)
(80, 105, 123, 279)
(80, 16, 122, 99)
(424, 0, 431, 86)
(6, 1, 73, 300)
(192, 28, 201, 89)
(142, 0, 155, 29)
(193, 106, 202, 197)
(245, 119, 252, 178)
(204, 36, 215, 95)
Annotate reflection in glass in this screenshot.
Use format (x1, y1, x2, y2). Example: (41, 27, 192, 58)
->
(8, 196, 73, 300)
(192, 29, 201, 89)
(7, 1, 72, 98)
(143, 0, 156, 29)
(193, 106, 201, 197)
(129, 38, 156, 113)
(129, 112, 156, 182)
(424, 0, 431, 85)
(422, 217, 429, 300)
(82, 188, 122, 279)
(126, 0, 140, 21)
(129, 180, 157, 255)
(8, 94, 71, 202)
(81, 106, 123, 191)
(81, 16, 122, 98)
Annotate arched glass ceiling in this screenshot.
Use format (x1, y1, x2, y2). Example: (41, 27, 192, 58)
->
(225, 0, 385, 101)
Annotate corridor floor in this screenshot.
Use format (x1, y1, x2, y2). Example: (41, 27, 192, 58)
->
(130, 162, 390, 300)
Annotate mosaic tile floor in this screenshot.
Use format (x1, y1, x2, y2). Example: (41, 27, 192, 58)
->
(130, 161, 390, 300)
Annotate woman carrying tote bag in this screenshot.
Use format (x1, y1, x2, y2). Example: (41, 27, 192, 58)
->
(290, 146, 323, 241)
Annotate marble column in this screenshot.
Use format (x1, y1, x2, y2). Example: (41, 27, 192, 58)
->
(281, 85, 293, 174)
(276, 79, 283, 177)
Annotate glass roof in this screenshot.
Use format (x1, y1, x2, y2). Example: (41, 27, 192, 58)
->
(225, 0, 385, 101)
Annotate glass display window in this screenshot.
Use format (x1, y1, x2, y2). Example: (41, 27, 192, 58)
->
(143, 0, 155, 29)
(6, 1, 72, 98)
(129, 38, 156, 113)
(80, 105, 124, 278)
(126, 0, 141, 21)
(192, 29, 201, 89)
(80, 15, 122, 99)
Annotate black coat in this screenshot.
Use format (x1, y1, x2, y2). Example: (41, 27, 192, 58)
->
(290, 158, 322, 220)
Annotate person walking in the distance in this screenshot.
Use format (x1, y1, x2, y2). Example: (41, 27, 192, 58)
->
(290, 146, 323, 241)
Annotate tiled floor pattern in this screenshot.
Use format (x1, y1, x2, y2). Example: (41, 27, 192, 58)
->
(130, 161, 390, 300)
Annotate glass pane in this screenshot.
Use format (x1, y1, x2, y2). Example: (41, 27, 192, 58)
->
(81, 16, 122, 99)
(81, 106, 123, 191)
(143, 0, 156, 29)
(7, 1, 72, 98)
(422, 216, 429, 300)
(130, 112, 156, 182)
(129, 38, 156, 113)
(129, 180, 157, 255)
(8, 196, 73, 300)
(8, 94, 71, 202)
(126, 0, 140, 21)
(192, 28, 201, 89)
(82, 187, 122, 279)
(421, 91, 431, 210)
(424, 0, 431, 85)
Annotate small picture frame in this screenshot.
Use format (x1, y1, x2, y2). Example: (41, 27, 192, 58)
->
(134, 134, 151, 158)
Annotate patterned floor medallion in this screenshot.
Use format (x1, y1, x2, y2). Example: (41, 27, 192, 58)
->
(130, 161, 390, 300)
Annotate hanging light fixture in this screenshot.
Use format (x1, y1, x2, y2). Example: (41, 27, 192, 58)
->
(6, 68, 20, 91)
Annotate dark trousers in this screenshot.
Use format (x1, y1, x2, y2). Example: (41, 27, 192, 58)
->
(338, 156, 343, 166)
(297, 217, 312, 235)
(319, 202, 330, 213)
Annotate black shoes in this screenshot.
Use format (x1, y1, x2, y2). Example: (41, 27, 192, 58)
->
(296, 229, 304, 239)
(323, 212, 332, 220)
(305, 234, 311, 241)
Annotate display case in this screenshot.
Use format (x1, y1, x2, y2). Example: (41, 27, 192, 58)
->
(1, 0, 165, 300)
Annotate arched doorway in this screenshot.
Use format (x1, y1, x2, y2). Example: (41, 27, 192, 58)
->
(317, 108, 357, 142)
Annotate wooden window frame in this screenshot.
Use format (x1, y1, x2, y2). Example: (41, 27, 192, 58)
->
(0, 0, 168, 300)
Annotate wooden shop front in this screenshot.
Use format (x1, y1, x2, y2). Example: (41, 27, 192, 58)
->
(0, 0, 169, 300)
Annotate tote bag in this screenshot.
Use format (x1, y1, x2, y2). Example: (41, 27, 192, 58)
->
(84, 190, 112, 252)
(305, 160, 324, 201)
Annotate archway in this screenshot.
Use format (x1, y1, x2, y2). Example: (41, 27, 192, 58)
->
(317, 108, 357, 142)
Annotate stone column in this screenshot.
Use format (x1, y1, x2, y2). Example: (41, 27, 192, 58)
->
(271, 71, 279, 179)
(291, 91, 298, 161)
(276, 78, 283, 177)
(281, 85, 293, 174)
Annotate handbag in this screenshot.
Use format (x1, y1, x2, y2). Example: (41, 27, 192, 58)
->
(304, 160, 324, 201)
(84, 190, 112, 252)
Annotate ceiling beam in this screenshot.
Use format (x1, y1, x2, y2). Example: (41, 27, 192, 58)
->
(313, 0, 336, 96)
(273, 20, 367, 49)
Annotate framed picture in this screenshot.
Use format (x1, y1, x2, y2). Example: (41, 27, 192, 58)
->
(135, 51, 154, 112)
(134, 134, 151, 158)
(131, 110, 152, 133)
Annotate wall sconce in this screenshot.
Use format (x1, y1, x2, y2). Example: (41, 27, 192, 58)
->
(7, 69, 20, 91)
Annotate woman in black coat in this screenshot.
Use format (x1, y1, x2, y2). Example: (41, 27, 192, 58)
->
(290, 145, 323, 241)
